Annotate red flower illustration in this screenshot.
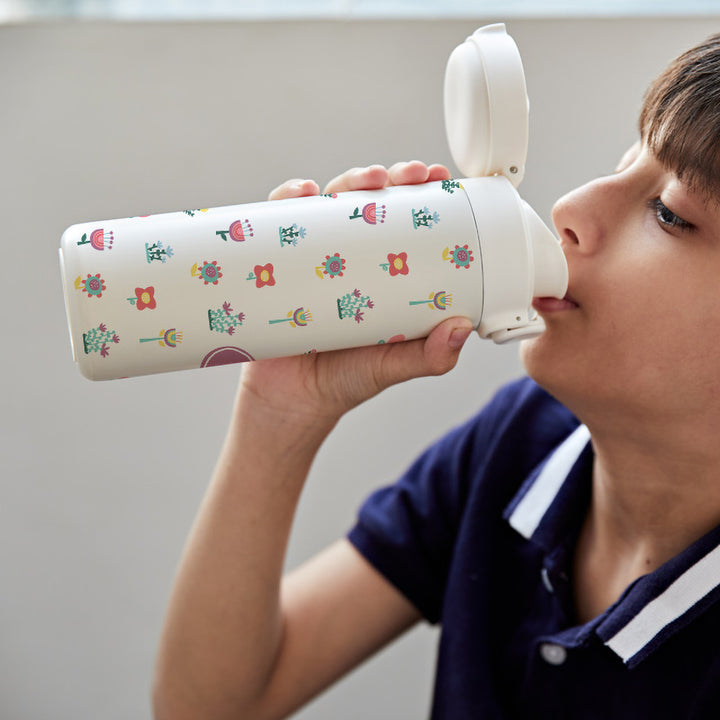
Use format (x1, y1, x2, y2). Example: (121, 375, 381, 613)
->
(387, 252, 409, 276)
(80, 273, 106, 298)
(134, 287, 157, 310)
(254, 263, 275, 288)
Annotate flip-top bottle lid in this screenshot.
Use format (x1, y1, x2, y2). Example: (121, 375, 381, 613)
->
(444, 23, 529, 187)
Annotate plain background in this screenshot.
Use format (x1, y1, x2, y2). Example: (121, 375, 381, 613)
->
(1, 15, 717, 719)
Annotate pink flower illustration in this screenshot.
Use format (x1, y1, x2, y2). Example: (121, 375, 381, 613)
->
(81, 274, 106, 297)
(197, 260, 223, 285)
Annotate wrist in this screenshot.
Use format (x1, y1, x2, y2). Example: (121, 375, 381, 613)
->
(232, 383, 340, 454)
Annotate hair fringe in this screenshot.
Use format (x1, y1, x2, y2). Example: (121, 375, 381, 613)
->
(640, 34, 720, 203)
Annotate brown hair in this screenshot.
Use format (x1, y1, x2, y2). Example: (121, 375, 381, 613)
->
(640, 33, 720, 202)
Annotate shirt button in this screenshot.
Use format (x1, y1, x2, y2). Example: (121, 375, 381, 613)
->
(539, 642, 567, 666)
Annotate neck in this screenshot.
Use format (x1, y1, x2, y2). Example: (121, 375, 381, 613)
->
(585, 416, 720, 569)
(571, 414, 720, 624)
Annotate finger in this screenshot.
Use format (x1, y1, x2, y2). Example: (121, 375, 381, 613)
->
(377, 317, 475, 387)
(323, 165, 389, 194)
(386, 161, 452, 187)
(268, 178, 320, 201)
(387, 160, 430, 187)
(427, 163, 452, 182)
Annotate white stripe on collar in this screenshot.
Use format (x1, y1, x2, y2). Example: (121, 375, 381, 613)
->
(604, 542, 720, 664)
(508, 424, 591, 540)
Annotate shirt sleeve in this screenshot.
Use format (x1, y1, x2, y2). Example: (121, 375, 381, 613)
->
(347, 378, 535, 624)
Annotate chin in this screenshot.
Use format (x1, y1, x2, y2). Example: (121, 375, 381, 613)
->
(520, 331, 664, 425)
(519, 333, 585, 412)
(519, 333, 555, 384)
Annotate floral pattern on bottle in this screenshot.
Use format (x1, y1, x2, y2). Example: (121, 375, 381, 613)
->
(83, 323, 119, 357)
(191, 260, 223, 285)
(208, 302, 245, 335)
(409, 291, 453, 310)
(442, 245, 474, 269)
(74, 274, 106, 298)
(127, 286, 156, 310)
(279, 223, 306, 247)
(337, 289, 375, 323)
(316, 253, 346, 279)
(216, 219, 254, 242)
(411, 207, 440, 229)
(139, 328, 183, 348)
(77, 228, 114, 251)
(380, 252, 409, 276)
(349, 203, 387, 224)
(62, 167, 491, 380)
(145, 241, 174, 264)
(269, 308, 313, 328)
(183, 208, 209, 217)
(441, 179, 464, 194)
(246, 263, 275, 288)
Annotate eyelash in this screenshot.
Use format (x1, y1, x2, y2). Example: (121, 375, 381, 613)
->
(650, 198, 694, 233)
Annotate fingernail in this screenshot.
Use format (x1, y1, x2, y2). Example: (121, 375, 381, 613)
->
(449, 326, 473, 349)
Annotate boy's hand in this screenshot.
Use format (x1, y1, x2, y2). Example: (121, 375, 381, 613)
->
(267, 160, 453, 199)
(157, 162, 471, 720)
(239, 162, 474, 426)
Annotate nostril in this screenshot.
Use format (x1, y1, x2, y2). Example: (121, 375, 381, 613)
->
(563, 228, 580, 245)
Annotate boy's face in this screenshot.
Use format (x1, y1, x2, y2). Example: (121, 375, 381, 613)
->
(521, 142, 720, 423)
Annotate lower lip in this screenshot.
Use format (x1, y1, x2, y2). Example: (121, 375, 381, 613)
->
(532, 296, 579, 313)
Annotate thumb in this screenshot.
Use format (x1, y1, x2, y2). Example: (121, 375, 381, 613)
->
(378, 317, 475, 387)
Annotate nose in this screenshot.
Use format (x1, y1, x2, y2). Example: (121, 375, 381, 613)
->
(551, 176, 611, 255)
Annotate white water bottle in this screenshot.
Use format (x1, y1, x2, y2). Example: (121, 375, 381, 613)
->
(59, 24, 567, 381)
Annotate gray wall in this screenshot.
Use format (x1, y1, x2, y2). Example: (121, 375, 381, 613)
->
(1, 16, 715, 719)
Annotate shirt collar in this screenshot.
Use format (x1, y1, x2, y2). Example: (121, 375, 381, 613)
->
(504, 424, 591, 546)
(503, 424, 720, 668)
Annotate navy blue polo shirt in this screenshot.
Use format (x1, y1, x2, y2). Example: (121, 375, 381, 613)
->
(348, 377, 720, 719)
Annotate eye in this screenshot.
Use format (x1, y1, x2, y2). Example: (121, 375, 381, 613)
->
(650, 198, 694, 233)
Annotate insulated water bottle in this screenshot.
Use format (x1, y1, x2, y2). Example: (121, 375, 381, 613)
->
(59, 24, 568, 381)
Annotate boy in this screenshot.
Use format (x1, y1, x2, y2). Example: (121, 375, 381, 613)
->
(154, 33, 720, 719)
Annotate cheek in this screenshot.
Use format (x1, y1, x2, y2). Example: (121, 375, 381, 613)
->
(523, 238, 720, 410)
(581, 247, 698, 350)
(522, 288, 720, 408)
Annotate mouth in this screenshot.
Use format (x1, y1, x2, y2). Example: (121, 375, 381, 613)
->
(532, 292, 579, 313)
